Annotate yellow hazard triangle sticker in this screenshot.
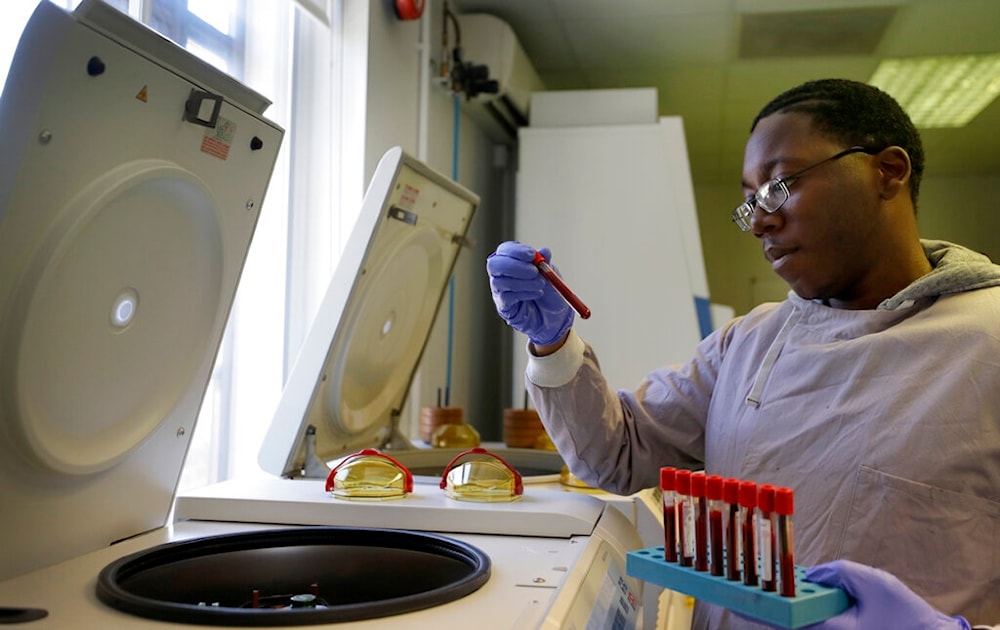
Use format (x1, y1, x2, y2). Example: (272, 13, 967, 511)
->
(136, 85, 148, 102)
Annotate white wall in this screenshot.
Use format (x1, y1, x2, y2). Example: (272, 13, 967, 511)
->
(917, 174, 1000, 261)
(516, 119, 706, 394)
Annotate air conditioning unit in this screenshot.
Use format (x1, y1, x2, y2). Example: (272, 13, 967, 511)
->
(454, 13, 544, 143)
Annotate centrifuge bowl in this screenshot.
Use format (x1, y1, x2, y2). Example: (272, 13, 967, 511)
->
(96, 527, 490, 626)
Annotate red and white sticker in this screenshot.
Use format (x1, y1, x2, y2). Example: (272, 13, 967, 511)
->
(399, 183, 420, 210)
(200, 116, 235, 160)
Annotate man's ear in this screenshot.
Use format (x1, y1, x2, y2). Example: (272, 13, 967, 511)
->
(876, 146, 911, 200)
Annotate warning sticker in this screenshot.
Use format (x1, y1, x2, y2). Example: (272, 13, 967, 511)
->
(398, 183, 419, 210)
(200, 116, 236, 160)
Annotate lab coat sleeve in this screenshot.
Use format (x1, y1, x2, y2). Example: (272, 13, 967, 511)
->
(525, 326, 727, 495)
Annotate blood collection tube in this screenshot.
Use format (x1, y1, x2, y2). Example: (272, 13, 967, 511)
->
(723, 477, 741, 582)
(675, 470, 694, 567)
(775, 487, 796, 597)
(660, 467, 678, 562)
(706, 475, 724, 577)
(739, 480, 758, 587)
(532, 250, 591, 319)
(758, 484, 777, 592)
(691, 472, 708, 571)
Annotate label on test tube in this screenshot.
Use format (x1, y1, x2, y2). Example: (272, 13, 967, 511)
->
(676, 470, 694, 567)
(660, 467, 678, 563)
(758, 484, 777, 592)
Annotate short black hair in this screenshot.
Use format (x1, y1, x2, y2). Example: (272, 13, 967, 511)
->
(751, 78, 925, 207)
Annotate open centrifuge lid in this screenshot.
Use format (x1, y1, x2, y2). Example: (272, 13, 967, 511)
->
(0, 0, 282, 580)
(258, 148, 478, 478)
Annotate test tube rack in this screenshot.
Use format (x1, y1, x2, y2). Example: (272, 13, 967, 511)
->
(626, 547, 849, 629)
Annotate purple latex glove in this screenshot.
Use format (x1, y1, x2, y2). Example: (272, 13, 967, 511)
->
(486, 241, 573, 346)
(803, 560, 971, 630)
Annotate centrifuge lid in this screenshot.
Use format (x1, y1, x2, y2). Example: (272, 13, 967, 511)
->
(258, 148, 478, 478)
(0, 0, 282, 580)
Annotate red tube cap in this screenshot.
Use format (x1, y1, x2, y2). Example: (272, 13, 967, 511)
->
(706, 475, 723, 501)
(690, 472, 706, 498)
(723, 477, 740, 504)
(675, 469, 691, 494)
(660, 466, 676, 491)
(775, 487, 794, 515)
(739, 480, 758, 508)
(758, 484, 776, 513)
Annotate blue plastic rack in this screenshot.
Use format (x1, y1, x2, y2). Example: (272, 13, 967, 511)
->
(626, 547, 850, 629)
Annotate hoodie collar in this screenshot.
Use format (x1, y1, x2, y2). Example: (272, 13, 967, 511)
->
(879, 240, 1000, 311)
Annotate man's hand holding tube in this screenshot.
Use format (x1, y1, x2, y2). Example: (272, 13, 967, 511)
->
(486, 241, 573, 347)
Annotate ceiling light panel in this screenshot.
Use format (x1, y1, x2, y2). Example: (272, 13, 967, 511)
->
(870, 54, 1000, 127)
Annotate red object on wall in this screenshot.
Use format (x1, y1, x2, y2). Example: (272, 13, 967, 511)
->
(395, 0, 425, 20)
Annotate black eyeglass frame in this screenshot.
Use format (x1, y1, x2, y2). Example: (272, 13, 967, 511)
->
(731, 145, 879, 232)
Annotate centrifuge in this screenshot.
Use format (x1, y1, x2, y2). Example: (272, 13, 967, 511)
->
(0, 2, 658, 628)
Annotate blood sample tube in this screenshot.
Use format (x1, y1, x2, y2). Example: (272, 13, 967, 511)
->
(723, 477, 741, 582)
(758, 484, 777, 592)
(739, 480, 758, 587)
(533, 250, 591, 319)
(660, 467, 678, 562)
(675, 470, 694, 567)
(706, 475, 724, 577)
(775, 487, 796, 597)
(691, 472, 708, 571)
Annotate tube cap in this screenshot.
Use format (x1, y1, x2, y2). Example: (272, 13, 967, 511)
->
(739, 480, 758, 508)
(660, 466, 676, 491)
(723, 477, 740, 504)
(690, 471, 706, 498)
(775, 487, 794, 515)
(675, 469, 691, 494)
(706, 475, 723, 501)
(758, 484, 776, 513)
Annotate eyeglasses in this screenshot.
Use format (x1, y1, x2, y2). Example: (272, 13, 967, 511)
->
(732, 146, 878, 232)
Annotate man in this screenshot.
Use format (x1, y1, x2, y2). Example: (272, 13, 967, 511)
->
(487, 79, 1000, 628)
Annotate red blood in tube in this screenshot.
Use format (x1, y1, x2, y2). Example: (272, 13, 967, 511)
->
(660, 467, 678, 562)
(533, 251, 591, 319)
(775, 487, 796, 597)
(739, 480, 758, 587)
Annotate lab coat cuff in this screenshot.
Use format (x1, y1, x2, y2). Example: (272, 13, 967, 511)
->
(525, 329, 586, 388)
